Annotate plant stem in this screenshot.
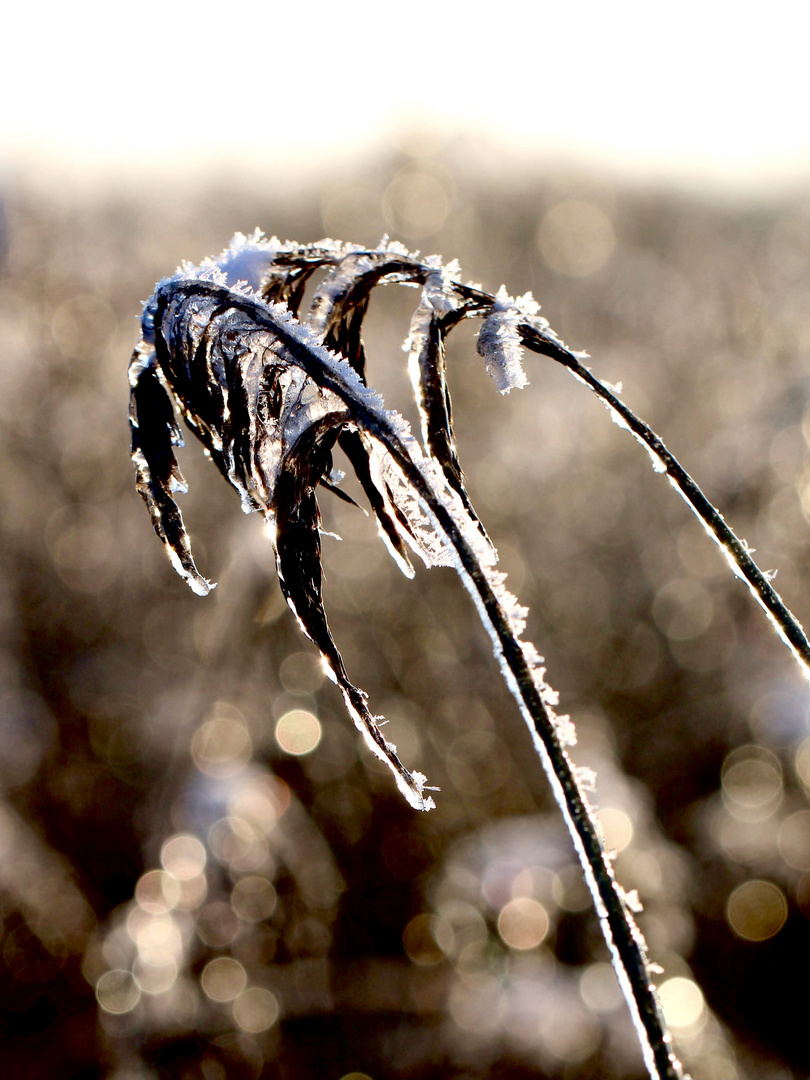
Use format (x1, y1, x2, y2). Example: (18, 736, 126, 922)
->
(252, 304, 685, 1079)
(362, 417, 684, 1080)
(525, 329, 810, 681)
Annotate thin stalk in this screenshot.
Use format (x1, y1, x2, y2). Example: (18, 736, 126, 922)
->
(216, 298, 684, 1079)
(380, 433, 683, 1080)
(523, 329, 810, 680)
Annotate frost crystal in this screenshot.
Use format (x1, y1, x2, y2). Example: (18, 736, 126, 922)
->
(477, 286, 530, 394)
(214, 229, 280, 292)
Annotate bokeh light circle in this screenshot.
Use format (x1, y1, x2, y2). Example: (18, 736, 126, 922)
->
(161, 834, 207, 880)
(538, 200, 615, 277)
(231, 875, 277, 922)
(135, 869, 181, 914)
(96, 969, 140, 1014)
(722, 746, 782, 822)
(777, 809, 810, 870)
(201, 957, 247, 1002)
(658, 976, 706, 1031)
(596, 807, 634, 853)
(191, 713, 252, 777)
(727, 880, 788, 941)
(579, 961, 624, 1013)
(275, 710, 322, 756)
(497, 897, 549, 950)
(402, 914, 447, 966)
(233, 986, 280, 1033)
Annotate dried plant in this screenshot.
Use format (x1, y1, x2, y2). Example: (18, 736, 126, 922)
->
(129, 232, 810, 1080)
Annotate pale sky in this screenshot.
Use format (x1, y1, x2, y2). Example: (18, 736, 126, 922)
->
(3, 1, 809, 194)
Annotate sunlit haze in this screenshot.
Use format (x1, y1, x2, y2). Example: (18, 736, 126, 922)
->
(3, 1, 810, 194)
(5, 7, 810, 1075)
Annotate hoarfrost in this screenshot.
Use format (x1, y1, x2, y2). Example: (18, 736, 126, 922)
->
(308, 253, 375, 338)
(342, 692, 435, 812)
(214, 229, 280, 292)
(522, 642, 544, 669)
(554, 715, 577, 747)
(646, 444, 668, 474)
(608, 406, 632, 433)
(477, 286, 530, 394)
(376, 235, 412, 258)
(620, 886, 644, 914)
(404, 269, 456, 361)
(576, 766, 598, 792)
(372, 451, 453, 570)
(127, 345, 156, 388)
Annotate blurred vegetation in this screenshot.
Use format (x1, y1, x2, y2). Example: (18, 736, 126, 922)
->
(2, 146, 810, 1079)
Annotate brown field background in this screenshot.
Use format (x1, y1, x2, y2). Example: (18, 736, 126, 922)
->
(2, 150, 810, 1079)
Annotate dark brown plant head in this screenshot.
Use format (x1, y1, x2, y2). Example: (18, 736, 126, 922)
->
(130, 234, 559, 810)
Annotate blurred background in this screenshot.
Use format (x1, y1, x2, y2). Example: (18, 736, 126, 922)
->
(3, 3, 810, 1078)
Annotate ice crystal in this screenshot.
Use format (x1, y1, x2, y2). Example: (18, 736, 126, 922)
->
(476, 286, 530, 394)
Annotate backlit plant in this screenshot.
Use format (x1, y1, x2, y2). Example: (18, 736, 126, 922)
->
(129, 231, 810, 1080)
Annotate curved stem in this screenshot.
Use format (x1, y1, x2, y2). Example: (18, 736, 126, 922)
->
(525, 328, 810, 680)
(357, 415, 684, 1080)
(228, 298, 683, 1079)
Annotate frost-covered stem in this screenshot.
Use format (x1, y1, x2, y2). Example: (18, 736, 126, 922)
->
(526, 331, 810, 681)
(332, 418, 683, 1080)
(136, 250, 688, 1076)
(392, 447, 681, 1080)
(255, 322, 683, 1079)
